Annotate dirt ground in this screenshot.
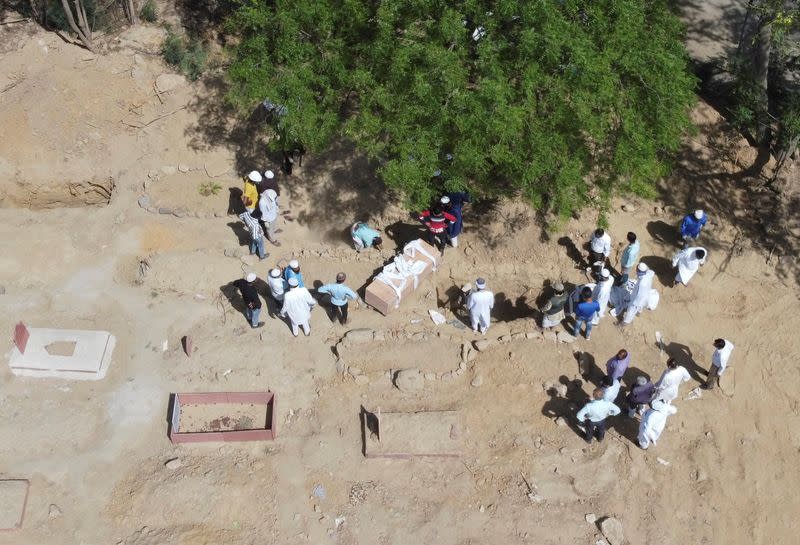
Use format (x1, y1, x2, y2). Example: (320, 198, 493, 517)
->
(2, 13, 800, 545)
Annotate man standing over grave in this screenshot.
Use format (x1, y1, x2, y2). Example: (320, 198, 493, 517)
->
(654, 358, 691, 403)
(233, 272, 264, 329)
(576, 387, 621, 444)
(239, 210, 268, 260)
(620, 232, 640, 277)
(419, 206, 456, 256)
(588, 228, 611, 278)
(638, 400, 678, 449)
(243, 171, 261, 213)
(317, 272, 361, 325)
(672, 247, 707, 286)
(606, 349, 631, 382)
(621, 263, 655, 325)
(626, 376, 656, 417)
(280, 277, 316, 337)
(573, 287, 600, 340)
(283, 259, 305, 287)
(467, 278, 494, 334)
(257, 188, 281, 247)
(680, 209, 707, 247)
(440, 191, 470, 248)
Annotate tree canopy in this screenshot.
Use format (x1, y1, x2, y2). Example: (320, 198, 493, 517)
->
(225, 0, 697, 220)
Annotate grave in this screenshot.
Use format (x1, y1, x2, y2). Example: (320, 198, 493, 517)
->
(362, 408, 462, 459)
(0, 479, 30, 531)
(169, 392, 277, 443)
(8, 323, 116, 380)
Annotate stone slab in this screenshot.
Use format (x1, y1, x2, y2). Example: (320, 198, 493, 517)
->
(0, 479, 30, 531)
(8, 328, 115, 380)
(363, 409, 462, 459)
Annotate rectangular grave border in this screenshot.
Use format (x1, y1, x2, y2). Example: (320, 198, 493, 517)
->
(169, 391, 277, 444)
(361, 408, 462, 459)
(0, 478, 30, 532)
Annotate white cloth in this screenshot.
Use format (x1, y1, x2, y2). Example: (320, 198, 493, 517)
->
(623, 270, 655, 324)
(602, 379, 621, 402)
(258, 190, 279, 222)
(468, 290, 494, 332)
(672, 247, 706, 285)
(590, 232, 612, 257)
(712, 340, 735, 374)
(376, 255, 427, 307)
(280, 287, 315, 326)
(267, 275, 287, 301)
(638, 401, 678, 449)
(591, 277, 614, 323)
(654, 366, 691, 404)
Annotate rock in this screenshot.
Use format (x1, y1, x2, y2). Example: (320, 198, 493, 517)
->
(543, 330, 558, 343)
(138, 194, 151, 208)
(473, 339, 491, 352)
(394, 368, 424, 392)
(526, 331, 543, 340)
(347, 367, 363, 377)
(172, 208, 188, 218)
(554, 416, 567, 427)
(600, 517, 624, 545)
(498, 335, 512, 344)
(155, 73, 187, 93)
(455, 367, 465, 376)
(343, 328, 374, 345)
(158, 207, 173, 215)
(160, 165, 177, 175)
(49, 504, 62, 519)
(164, 457, 182, 470)
(204, 158, 231, 178)
(461, 343, 470, 363)
(555, 384, 568, 397)
(354, 375, 370, 385)
(224, 248, 243, 258)
(621, 203, 636, 212)
(458, 361, 466, 371)
(585, 513, 597, 524)
(335, 359, 346, 374)
(557, 331, 576, 344)
(694, 468, 708, 482)
(178, 164, 190, 173)
(424, 372, 437, 381)
(471, 375, 484, 387)
(653, 206, 664, 216)
(373, 330, 386, 341)
(511, 332, 526, 340)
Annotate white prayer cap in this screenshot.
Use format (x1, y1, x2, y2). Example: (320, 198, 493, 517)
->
(269, 268, 281, 278)
(475, 278, 486, 289)
(636, 376, 647, 386)
(264, 170, 275, 179)
(440, 196, 451, 204)
(289, 259, 299, 269)
(461, 284, 472, 293)
(553, 282, 565, 292)
(248, 170, 262, 182)
(246, 272, 257, 282)
(601, 268, 610, 278)
(694, 209, 704, 219)
(287, 277, 299, 287)
(637, 263, 649, 272)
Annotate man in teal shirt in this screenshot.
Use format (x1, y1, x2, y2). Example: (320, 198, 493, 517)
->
(317, 272, 360, 325)
(620, 231, 640, 277)
(352, 222, 383, 251)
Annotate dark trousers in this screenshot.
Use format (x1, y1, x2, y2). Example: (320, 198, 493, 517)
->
(584, 418, 607, 442)
(588, 250, 605, 277)
(705, 364, 720, 389)
(333, 302, 349, 324)
(427, 231, 450, 254)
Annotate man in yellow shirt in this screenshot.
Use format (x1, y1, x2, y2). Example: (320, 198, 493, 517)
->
(243, 171, 261, 212)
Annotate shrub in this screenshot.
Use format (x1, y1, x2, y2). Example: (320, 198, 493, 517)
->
(162, 31, 208, 81)
(199, 181, 222, 196)
(140, 0, 158, 23)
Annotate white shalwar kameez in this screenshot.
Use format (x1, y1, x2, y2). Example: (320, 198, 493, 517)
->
(468, 289, 495, 333)
(638, 401, 678, 449)
(591, 277, 614, 324)
(623, 270, 655, 324)
(280, 287, 316, 336)
(672, 247, 706, 285)
(654, 366, 691, 404)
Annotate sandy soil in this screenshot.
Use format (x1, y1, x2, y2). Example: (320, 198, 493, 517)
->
(1, 14, 800, 545)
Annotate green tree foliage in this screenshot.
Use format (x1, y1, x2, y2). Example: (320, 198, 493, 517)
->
(226, 0, 696, 218)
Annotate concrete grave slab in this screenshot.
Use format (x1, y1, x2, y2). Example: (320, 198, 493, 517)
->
(0, 479, 30, 531)
(8, 326, 116, 380)
(362, 408, 462, 459)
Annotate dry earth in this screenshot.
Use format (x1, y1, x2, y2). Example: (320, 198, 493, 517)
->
(1, 13, 800, 545)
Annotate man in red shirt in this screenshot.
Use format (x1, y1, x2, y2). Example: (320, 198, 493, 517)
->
(419, 206, 456, 255)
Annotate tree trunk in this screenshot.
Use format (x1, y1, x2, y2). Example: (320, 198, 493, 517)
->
(122, 0, 139, 24)
(59, 0, 93, 51)
(753, 18, 773, 145)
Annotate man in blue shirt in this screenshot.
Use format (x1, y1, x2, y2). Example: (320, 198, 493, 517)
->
(283, 259, 304, 287)
(680, 209, 707, 248)
(573, 287, 600, 340)
(317, 272, 360, 325)
(576, 388, 621, 443)
(352, 222, 383, 251)
(619, 232, 639, 277)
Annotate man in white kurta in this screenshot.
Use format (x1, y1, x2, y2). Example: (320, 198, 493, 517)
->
(672, 247, 706, 286)
(467, 278, 494, 334)
(638, 400, 678, 449)
(623, 263, 655, 324)
(654, 358, 692, 404)
(280, 277, 316, 336)
(591, 269, 614, 325)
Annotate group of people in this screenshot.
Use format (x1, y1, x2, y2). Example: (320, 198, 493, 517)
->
(576, 337, 734, 448)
